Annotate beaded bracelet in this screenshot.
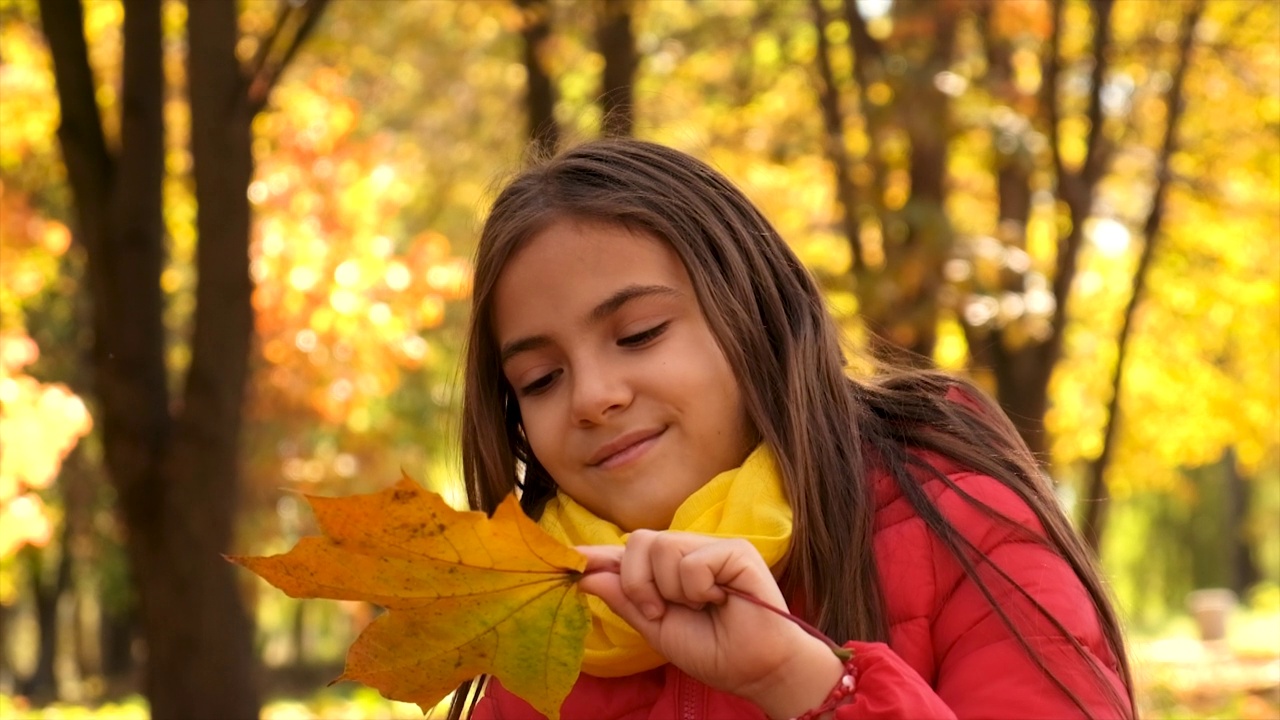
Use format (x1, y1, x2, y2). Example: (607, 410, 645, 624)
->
(788, 653, 858, 720)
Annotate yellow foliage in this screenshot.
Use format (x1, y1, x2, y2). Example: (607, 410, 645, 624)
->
(0, 334, 91, 557)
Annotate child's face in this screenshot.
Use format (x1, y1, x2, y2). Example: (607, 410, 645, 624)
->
(492, 217, 755, 531)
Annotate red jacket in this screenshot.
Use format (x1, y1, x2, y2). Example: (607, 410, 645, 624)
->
(474, 455, 1131, 719)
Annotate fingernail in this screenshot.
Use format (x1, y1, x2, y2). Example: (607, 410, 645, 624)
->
(641, 603, 663, 620)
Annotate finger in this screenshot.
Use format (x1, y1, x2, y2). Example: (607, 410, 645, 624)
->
(576, 564, 664, 644)
(683, 539, 785, 608)
(650, 534, 703, 610)
(619, 530, 666, 621)
(677, 548, 728, 607)
(576, 544, 623, 575)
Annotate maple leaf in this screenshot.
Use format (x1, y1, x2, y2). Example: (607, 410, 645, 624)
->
(229, 474, 589, 719)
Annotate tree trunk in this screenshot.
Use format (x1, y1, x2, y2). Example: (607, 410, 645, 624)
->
(840, 0, 958, 366)
(884, 1, 956, 364)
(36, 0, 314, 714)
(121, 2, 263, 717)
(808, 0, 862, 270)
(17, 528, 71, 703)
(99, 600, 137, 684)
(1080, 0, 1202, 551)
(290, 600, 307, 665)
(517, 0, 559, 156)
(1223, 447, 1260, 596)
(958, 3, 1042, 454)
(596, 0, 636, 137)
(0, 601, 9, 691)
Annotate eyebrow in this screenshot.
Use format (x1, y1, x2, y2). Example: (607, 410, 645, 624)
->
(499, 284, 682, 364)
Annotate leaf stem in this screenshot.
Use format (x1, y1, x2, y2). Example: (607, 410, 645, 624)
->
(579, 567, 851, 661)
(722, 588, 853, 661)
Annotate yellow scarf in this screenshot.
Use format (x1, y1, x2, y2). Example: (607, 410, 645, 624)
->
(537, 444, 793, 677)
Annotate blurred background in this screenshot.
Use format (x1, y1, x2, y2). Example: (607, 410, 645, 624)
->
(0, 0, 1276, 718)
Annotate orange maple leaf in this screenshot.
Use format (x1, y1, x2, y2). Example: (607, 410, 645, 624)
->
(229, 474, 589, 719)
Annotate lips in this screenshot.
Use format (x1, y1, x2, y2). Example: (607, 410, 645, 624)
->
(587, 427, 666, 468)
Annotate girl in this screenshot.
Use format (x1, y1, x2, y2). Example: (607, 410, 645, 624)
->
(457, 139, 1134, 719)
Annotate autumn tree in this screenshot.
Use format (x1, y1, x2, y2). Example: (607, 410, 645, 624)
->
(597, 0, 638, 136)
(0, 186, 94, 700)
(803, 0, 1235, 549)
(35, 0, 329, 715)
(0, 3, 131, 696)
(517, 0, 560, 155)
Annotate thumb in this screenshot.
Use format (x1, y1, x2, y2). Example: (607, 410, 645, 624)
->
(576, 565, 664, 644)
(576, 544, 623, 574)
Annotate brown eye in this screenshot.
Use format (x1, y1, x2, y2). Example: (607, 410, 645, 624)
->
(618, 321, 670, 348)
(520, 370, 561, 396)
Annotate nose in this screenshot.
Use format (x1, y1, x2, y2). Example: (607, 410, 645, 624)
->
(569, 361, 632, 425)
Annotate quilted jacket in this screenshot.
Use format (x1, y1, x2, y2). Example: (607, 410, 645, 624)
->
(473, 453, 1131, 719)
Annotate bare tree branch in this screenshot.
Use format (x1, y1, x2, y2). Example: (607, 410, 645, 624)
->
(245, 0, 293, 91)
(977, 2, 1034, 234)
(1042, 0, 1065, 195)
(1081, 0, 1204, 552)
(1046, 0, 1119, 372)
(1080, 0, 1116, 186)
(841, 0, 885, 74)
(839, 0, 890, 215)
(248, 0, 333, 111)
(809, 0, 862, 269)
(36, 0, 115, 250)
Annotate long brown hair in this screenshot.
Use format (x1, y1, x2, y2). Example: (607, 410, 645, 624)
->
(460, 139, 1135, 716)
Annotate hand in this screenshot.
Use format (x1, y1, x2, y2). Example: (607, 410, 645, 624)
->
(576, 531, 844, 719)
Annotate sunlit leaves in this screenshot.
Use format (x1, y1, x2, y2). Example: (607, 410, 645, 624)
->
(0, 0, 1274, 590)
(0, 188, 90, 556)
(248, 72, 472, 435)
(1045, 0, 1280, 500)
(0, 3, 67, 204)
(0, 334, 91, 557)
(0, 185, 90, 549)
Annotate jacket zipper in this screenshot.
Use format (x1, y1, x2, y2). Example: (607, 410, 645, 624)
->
(677, 670, 704, 720)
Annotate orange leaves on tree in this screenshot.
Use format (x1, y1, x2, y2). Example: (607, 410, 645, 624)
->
(230, 476, 590, 719)
(245, 74, 473, 433)
(0, 185, 90, 559)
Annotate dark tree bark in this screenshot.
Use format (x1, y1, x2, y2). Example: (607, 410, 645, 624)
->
(1080, 0, 1203, 551)
(18, 443, 96, 702)
(16, 524, 71, 703)
(810, 0, 1171, 472)
(1223, 448, 1261, 595)
(517, 0, 560, 156)
(597, 0, 637, 137)
(961, 3, 1042, 454)
(1026, 0, 1116, 439)
(99, 599, 138, 683)
(834, 0, 957, 366)
(36, 0, 329, 715)
(808, 0, 862, 270)
(976, 0, 1118, 460)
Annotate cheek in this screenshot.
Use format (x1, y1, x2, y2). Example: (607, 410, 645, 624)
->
(680, 348, 750, 436)
(515, 402, 557, 462)
(710, 358, 753, 445)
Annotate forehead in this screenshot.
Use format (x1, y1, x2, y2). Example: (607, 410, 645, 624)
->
(491, 218, 692, 333)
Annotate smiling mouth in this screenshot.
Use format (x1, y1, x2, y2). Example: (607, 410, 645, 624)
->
(588, 428, 665, 469)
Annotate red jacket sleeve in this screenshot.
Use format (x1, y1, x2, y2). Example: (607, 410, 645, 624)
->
(833, 641, 956, 718)
(835, 474, 1131, 720)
